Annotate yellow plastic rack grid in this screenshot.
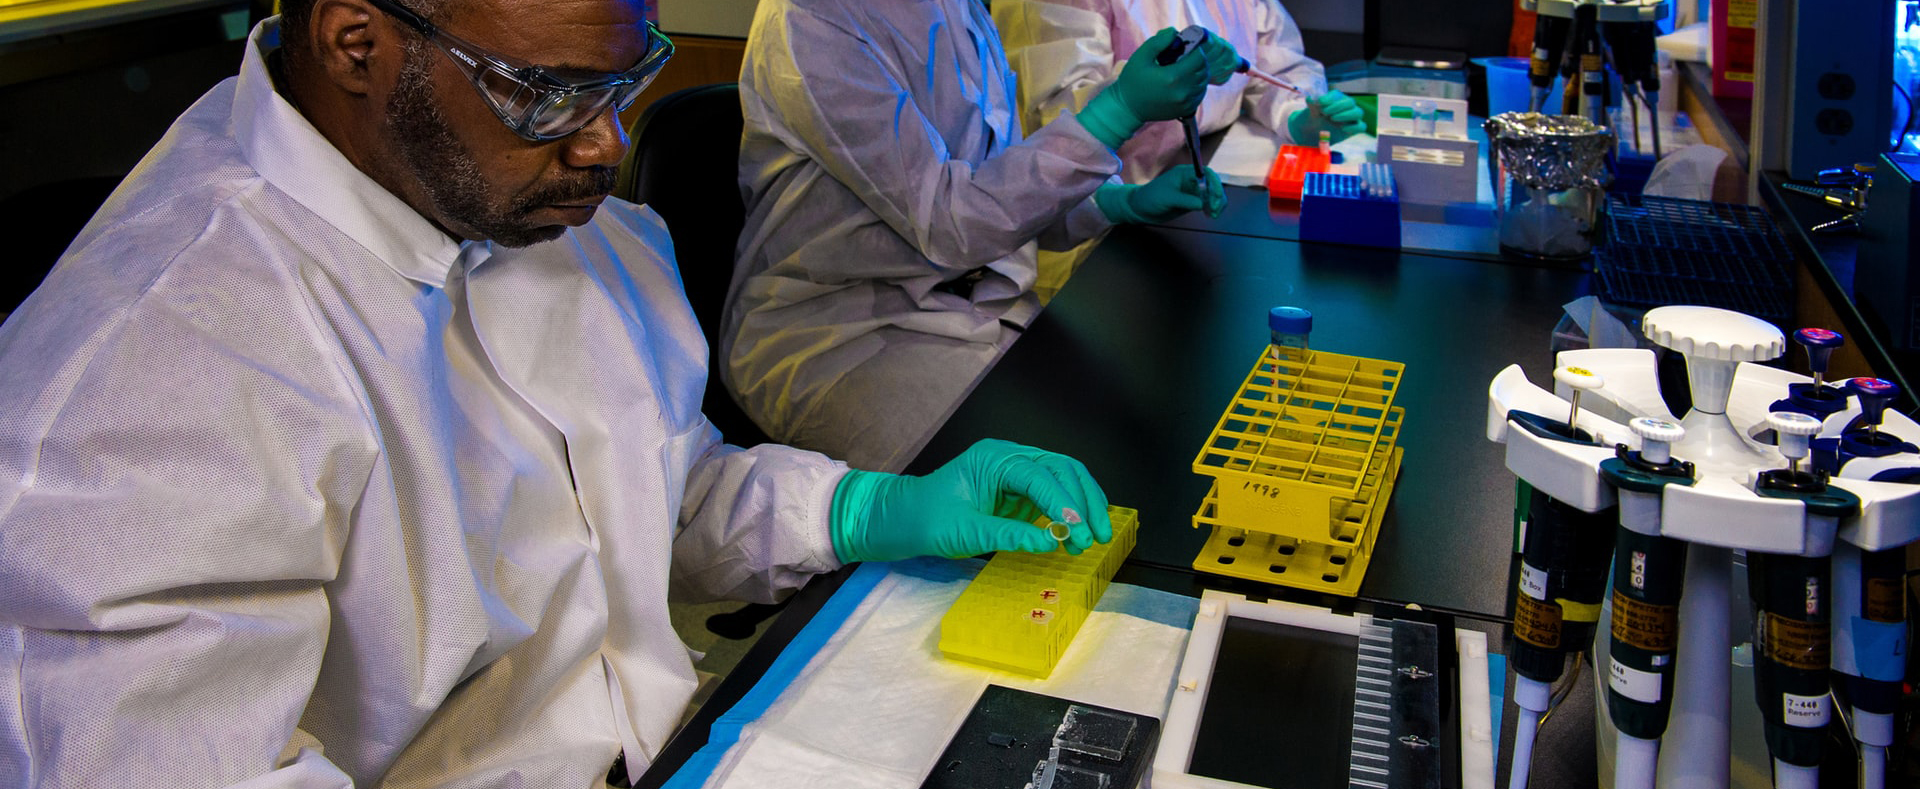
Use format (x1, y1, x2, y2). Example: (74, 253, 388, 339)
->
(937, 506, 1139, 678)
(1190, 347, 1406, 596)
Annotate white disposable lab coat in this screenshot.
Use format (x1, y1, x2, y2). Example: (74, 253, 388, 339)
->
(726, 0, 1122, 472)
(993, 0, 1326, 183)
(0, 20, 845, 788)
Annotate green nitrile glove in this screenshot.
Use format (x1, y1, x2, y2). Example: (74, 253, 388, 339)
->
(1076, 27, 1212, 151)
(829, 439, 1114, 562)
(1197, 31, 1242, 85)
(1094, 166, 1226, 224)
(1286, 90, 1368, 145)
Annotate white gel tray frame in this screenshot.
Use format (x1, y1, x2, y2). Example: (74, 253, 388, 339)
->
(1151, 589, 1495, 789)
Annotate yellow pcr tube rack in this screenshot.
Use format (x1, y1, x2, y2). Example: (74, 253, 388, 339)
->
(1191, 346, 1406, 596)
(937, 506, 1139, 678)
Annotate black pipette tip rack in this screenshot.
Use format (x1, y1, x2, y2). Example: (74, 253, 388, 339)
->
(1592, 194, 1796, 328)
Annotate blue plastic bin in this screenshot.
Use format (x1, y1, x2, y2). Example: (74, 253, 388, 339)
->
(1477, 56, 1564, 118)
(1300, 172, 1401, 249)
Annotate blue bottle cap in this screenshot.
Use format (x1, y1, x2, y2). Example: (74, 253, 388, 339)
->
(1269, 306, 1313, 334)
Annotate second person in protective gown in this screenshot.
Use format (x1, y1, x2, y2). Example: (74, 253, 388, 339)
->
(726, 0, 1236, 471)
(993, 0, 1363, 184)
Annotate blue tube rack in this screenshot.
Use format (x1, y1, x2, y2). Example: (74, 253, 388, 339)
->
(1594, 194, 1795, 327)
(1299, 171, 1401, 249)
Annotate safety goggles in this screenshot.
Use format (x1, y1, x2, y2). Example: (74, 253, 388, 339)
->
(364, 0, 674, 141)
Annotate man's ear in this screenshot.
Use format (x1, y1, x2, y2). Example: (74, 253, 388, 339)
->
(308, 0, 387, 96)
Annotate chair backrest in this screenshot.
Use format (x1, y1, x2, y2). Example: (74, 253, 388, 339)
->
(614, 82, 769, 447)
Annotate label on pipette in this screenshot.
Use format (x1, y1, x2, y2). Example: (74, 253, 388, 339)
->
(1864, 576, 1904, 621)
(1852, 617, 1908, 682)
(1518, 561, 1548, 600)
(1513, 595, 1562, 649)
(1781, 692, 1831, 728)
(1609, 591, 1678, 652)
(1758, 612, 1830, 671)
(1608, 660, 1662, 704)
(1556, 597, 1601, 624)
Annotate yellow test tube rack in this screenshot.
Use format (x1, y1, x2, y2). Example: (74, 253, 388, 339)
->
(937, 506, 1138, 678)
(1190, 347, 1406, 596)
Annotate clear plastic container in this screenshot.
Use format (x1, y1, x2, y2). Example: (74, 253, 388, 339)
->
(1268, 305, 1313, 364)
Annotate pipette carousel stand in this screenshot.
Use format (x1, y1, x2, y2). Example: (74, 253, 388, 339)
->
(1485, 306, 1918, 789)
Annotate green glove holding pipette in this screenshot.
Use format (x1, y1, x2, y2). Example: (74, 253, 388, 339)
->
(1095, 166, 1227, 223)
(1076, 26, 1240, 152)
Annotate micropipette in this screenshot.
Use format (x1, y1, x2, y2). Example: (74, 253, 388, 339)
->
(1156, 27, 1212, 181)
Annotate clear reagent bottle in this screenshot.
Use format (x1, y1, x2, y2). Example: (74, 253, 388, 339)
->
(1269, 306, 1313, 365)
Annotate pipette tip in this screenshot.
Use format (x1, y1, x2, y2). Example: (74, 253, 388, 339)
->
(1241, 63, 1311, 97)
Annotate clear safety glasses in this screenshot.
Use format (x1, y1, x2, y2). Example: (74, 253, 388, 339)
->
(364, 0, 674, 141)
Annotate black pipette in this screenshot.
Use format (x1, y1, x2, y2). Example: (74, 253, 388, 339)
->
(1602, 19, 1645, 151)
(1605, 19, 1664, 157)
(1632, 22, 1662, 158)
(1836, 544, 1908, 788)
(1599, 417, 1694, 789)
(1572, 5, 1605, 124)
(1505, 367, 1617, 789)
(1155, 26, 1212, 181)
(1528, 14, 1571, 113)
(1748, 411, 1857, 789)
(1558, 6, 1591, 117)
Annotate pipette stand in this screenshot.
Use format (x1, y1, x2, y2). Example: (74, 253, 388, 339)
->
(1486, 306, 1919, 789)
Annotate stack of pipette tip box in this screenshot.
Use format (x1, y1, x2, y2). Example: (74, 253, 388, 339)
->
(1299, 163, 1400, 249)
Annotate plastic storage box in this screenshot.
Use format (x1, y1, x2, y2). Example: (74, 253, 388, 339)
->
(1299, 171, 1400, 248)
(937, 506, 1139, 678)
(1190, 347, 1406, 596)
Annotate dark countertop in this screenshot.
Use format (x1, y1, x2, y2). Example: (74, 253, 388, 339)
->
(637, 208, 1625, 788)
(909, 223, 1587, 620)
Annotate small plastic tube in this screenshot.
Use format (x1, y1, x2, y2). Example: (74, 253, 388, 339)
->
(1413, 100, 1438, 136)
(1268, 306, 1312, 364)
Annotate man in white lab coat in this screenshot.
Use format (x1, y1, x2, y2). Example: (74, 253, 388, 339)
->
(0, 0, 1114, 785)
(725, 0, 1238, 474)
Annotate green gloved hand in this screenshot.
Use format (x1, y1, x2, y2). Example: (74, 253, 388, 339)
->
(1286, 90, 1368, 145)
(1196, 31, 1242, 85)
(1094, 166, 1226, 224)
(1076, 26, 1212, 151)
(829, 439, 1114, 562)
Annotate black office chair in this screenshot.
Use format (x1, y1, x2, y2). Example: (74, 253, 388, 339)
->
(617, 83, 787, 639)
(615, 82, 771, 450)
